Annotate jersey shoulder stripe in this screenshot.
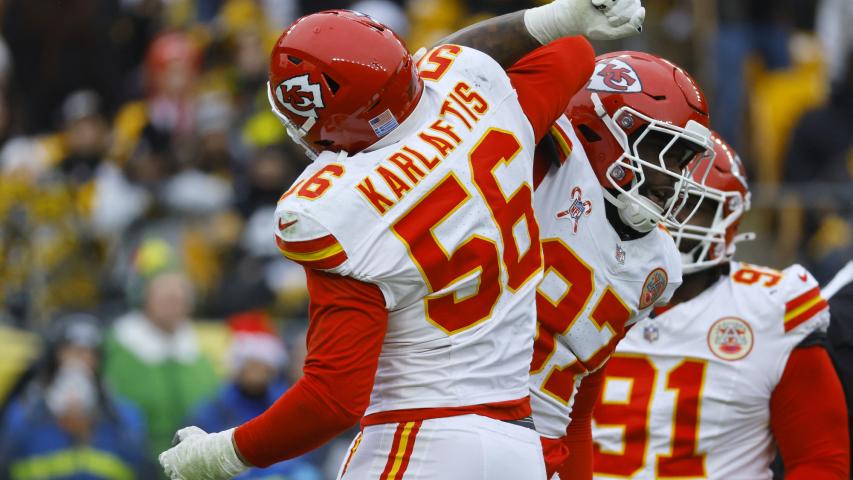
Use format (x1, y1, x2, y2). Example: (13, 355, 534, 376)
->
(754, 263, 830, 334)
(784, 286, 828, 332)
(274, 180, 350, 272)
(275, 233, 348, 270)
(549, 118, 573, 163)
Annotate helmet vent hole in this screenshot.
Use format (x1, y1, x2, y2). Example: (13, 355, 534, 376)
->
(322, 73, 340, 94)
(578, 124, 602, 142)
(651, 95, 666, 101)
(288, 56, 302, 65)
(358, 19, 386, 32)
(367, 97, 382, 112)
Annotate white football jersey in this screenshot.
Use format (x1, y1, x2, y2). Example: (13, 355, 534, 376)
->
(592, 262, 830, 479)
(274, 45, 543, 418)
(530, 116, 683, 438)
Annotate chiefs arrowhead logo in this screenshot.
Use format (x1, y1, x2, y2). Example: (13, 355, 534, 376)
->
(275, 74, 325, 131)
(639, 268, 668, 309)
(587, 58, 642, 93)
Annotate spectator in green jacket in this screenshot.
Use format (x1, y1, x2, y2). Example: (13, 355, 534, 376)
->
(103, 269, 219, 462)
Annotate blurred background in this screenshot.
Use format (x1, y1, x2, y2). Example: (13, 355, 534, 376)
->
(0, 0, 849, 478)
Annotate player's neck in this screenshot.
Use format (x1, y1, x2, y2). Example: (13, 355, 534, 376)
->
(364, 90, 432, 153)
(604, 198, 649, 241)
(670, 264, 727, 305)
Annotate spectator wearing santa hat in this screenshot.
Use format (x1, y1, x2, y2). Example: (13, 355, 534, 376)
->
(187, 311, 322, 479)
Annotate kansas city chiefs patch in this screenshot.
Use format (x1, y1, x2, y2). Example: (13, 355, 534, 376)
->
(639, 268, 668, 309)
(707, 317, 754, 361)
(587, 58, 643, 93)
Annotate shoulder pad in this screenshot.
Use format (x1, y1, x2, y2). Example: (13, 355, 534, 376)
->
(273, 205, 347, 271)
(654, 241, 683, 307)
(417, 44, 509, 89)
(730, 262, 784, 289)
(777, 264, 829, 333)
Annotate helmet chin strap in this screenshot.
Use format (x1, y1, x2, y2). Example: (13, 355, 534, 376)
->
(601, 183, 662, 234)
(591, 93, 630, 151)
(614, 191, 662, 232)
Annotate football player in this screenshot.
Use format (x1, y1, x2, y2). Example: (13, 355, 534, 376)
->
(590, 134, 850, 479)
(528, 51, 717, 478)
(158, 1, 647, 479)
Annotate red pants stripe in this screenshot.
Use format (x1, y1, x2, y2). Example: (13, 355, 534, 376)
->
(379, 421, 422, 480)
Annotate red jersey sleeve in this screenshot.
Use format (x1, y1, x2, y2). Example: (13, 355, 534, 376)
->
(233, 268, 388, 467)
(556, 365, 606, 480)
(507, 36, 595, 143)
(770, 346, 850, 479)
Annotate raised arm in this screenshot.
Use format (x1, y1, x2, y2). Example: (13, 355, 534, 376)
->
(437, 12, 540, 69)
(438, 0, 645, 68)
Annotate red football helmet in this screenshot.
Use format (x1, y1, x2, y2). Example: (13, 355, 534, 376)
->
(267, 10, 423, 158)
(567, 51, 714, 232)
(672, 132, 752, 273)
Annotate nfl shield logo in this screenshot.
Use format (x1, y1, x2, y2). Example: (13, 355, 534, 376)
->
(643, 323, 659, 343)
(615, 245, 626, 265)
(556, 186, 592, 234)
(569, 200, 583, 218)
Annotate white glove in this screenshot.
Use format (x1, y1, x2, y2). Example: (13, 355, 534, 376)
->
(159, 427, 248, 480)
(524, 0, 645, 44)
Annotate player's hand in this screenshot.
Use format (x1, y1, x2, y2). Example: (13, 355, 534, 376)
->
(159, 426, 248, 480)
(525, 0, 645, 44)
(588, 0, 645, 38)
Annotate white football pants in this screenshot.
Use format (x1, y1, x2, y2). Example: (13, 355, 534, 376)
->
(336, 414, 547, 480)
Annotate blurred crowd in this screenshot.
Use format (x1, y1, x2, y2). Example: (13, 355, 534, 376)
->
(0, 0, 849, 478)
